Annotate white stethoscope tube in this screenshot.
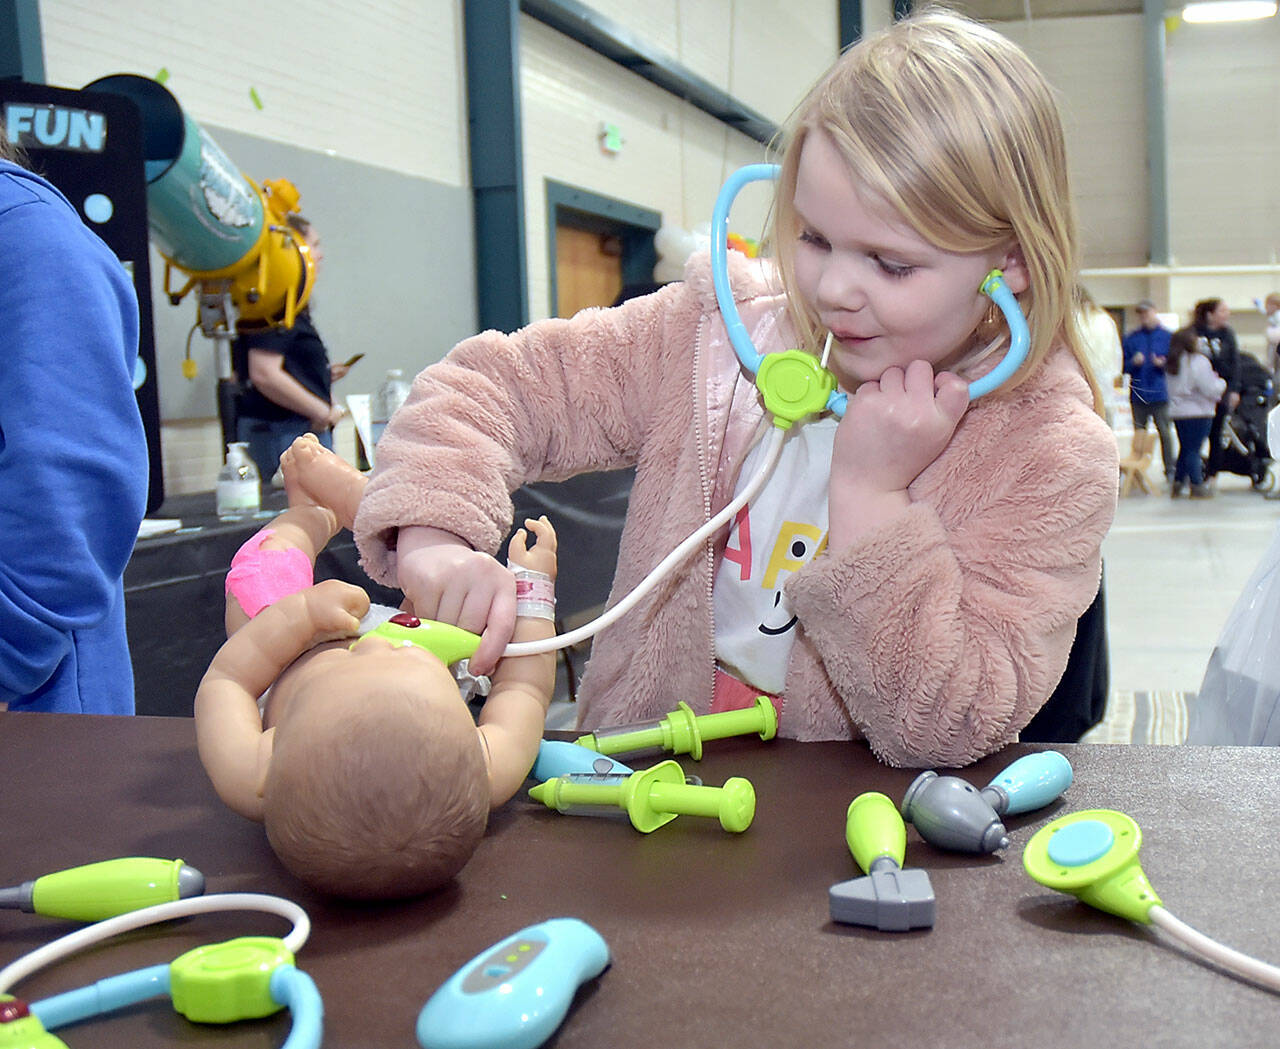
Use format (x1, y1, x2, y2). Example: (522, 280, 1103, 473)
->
(0, 893, 311, 995)
(503, 423, 785, 657)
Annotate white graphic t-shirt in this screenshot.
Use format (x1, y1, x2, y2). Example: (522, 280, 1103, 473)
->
(713, 417, 836, 694)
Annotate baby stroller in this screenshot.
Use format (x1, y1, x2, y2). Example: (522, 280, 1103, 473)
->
(1211, 354, 1278, 491)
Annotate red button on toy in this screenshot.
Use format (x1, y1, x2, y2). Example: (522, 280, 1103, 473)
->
(0, 998, 30, 1022)
(389, 613, 421, 628)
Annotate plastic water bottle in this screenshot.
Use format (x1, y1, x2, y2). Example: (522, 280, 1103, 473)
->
(216, 442, 261, 520)
(371, 368, 410, 446)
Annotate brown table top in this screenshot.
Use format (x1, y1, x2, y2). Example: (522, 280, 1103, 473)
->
(1, 713, 1278, 1048)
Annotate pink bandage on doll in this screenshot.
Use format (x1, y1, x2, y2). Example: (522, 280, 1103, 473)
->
(225, 529, 315, 619)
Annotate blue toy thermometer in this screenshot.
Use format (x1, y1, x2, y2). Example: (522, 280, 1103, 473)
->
(416, 918, 609, 1049)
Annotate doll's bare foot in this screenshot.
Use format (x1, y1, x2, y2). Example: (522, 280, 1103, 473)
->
(280, 436, 367, 530)
(506, 516, 558, 579)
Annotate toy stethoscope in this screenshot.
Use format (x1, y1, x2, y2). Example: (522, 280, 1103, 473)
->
(1025, 810, 1280, 994)
(0, 859, 320, 1049)
(1, 859, 608, 1049)
(497, 163, 1031, 660)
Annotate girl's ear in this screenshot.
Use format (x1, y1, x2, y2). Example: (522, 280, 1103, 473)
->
(998, 242, 1030, 295)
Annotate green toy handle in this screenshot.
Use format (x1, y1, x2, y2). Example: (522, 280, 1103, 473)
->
(576, 697, 777, 760)
(6, 858, 206, 923)
(845, 793, 907, 874)
(529, 760, 757, 833)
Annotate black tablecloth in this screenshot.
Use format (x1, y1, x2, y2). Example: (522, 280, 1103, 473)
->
(3, 716, 1279, 1048)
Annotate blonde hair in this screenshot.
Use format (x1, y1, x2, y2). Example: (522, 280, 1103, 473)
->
(263, 684, 489, 900)
(770, 6, 1102, 411)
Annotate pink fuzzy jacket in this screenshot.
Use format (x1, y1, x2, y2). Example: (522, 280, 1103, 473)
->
(355, 252, 1118, 768)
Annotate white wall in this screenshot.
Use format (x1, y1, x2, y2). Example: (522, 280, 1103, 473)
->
(518, 5, 837, 320)
(1166, 16, 1280, 267)
(1002, 14, 1149, 270)
(38, 0, 467, 183)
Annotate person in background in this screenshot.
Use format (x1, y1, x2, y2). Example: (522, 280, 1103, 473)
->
(354, 10, 1118, 768)
(1166, 326, 1226, 499)
(233, 214, 350, 484)
(1193, 298, 1240, 483)
(0, 123, 148, 713)
(1258, 292, 1280, 378)
(1122, 299, 1176, 485)
(1077, 295, 1122, 429)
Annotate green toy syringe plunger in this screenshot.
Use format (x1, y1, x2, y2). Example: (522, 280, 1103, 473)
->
(574, 697, 777, 760)
(528, 759, 756, 832)
(0, 857, 205, 922)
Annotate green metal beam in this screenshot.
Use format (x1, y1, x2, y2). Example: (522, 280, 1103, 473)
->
(520, 0, 779, 146)
(463, 0, 528, 332)
(0, 0, 44, 82)
(839, 0, 863, 48)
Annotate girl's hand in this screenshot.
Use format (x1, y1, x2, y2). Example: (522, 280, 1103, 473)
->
(396, 525, 516, 676)
(829, 360, 968, 543)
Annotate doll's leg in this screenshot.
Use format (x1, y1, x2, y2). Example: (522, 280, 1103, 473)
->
(280, 434, 368, 533)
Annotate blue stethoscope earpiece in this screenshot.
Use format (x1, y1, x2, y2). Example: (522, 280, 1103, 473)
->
(710, 163, 1031, 425)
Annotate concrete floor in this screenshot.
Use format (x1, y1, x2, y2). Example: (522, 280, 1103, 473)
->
(1105, 471, 1277, 696)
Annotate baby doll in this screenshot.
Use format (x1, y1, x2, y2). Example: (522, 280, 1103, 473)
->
(194, 435, 558, 899)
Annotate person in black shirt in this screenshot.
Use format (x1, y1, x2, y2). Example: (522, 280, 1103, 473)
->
(233, 214, 349, 482)
(1193, 297, 1241, 481)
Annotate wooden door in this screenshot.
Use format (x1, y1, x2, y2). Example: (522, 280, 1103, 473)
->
(555, 225, 622, 318)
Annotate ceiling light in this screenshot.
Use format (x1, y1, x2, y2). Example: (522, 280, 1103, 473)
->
(1182, 1, 1277, 23)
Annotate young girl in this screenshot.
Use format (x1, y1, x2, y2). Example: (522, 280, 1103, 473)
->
(1166, 326, 1226, 499)
(354, 8, 1118, 768)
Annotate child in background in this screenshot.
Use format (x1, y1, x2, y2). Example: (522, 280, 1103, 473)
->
(195, 436, 558, 899)
(1258, 293, 1280, 377)
(354, 9, 1117, 768)
(1165, 326, 1226, 499)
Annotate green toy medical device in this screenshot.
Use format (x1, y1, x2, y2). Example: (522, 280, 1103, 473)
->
(574, 697, 777, 760)
(829, 792, 935, 932)
(0, 860, 320, 1049)
(353, 612, 481, 665)
(0, 857, 204, 922)
(1024, 809, 1280, 993)
(528, 759, 756, 833)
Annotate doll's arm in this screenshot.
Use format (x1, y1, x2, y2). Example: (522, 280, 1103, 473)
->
(198, 579, 370, 819)
(478, 518, 558, 807)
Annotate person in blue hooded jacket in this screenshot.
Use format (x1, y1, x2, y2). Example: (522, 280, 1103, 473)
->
(1122, 299, 1175, 484)
(0, 127, 148, 713)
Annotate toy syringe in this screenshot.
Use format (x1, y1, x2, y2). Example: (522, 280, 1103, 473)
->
(528, 759, 756, 832)
(574, 697, 776, 760)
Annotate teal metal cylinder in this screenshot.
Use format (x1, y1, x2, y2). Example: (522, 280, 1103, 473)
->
(85, 74, 264, 273)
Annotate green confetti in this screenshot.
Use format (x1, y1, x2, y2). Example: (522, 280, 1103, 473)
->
(154, 68, 169, 84)
(249, 86, 263, 110)
(500, 894, 507, 900)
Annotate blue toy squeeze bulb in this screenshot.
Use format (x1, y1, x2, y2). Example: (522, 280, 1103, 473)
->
(901, 750, 1073, 854)
(416, 918, 609, 1049)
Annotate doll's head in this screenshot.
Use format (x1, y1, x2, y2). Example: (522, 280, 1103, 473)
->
(261, 641, 489, 899)
(1265, 293, 1280, 316)
(771, 8, 1085, 399)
